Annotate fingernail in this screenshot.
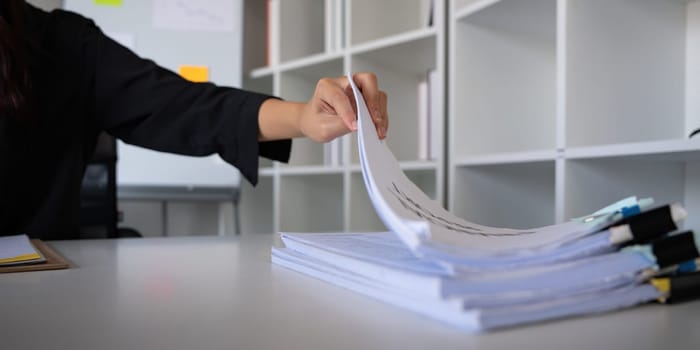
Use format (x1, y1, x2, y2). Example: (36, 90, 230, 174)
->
(351, 120, 358, 130)
(381, 127, 387, 137)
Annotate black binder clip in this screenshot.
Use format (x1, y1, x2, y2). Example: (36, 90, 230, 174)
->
(608, 204, 687, 245)
(651, 231, 700, 269)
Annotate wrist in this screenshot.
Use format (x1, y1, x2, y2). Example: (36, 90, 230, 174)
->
(258, 99, 305, 141)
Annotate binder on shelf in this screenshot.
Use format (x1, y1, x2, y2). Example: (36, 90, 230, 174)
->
(420, 0, 434, 28)
(266, 0, 279, 66)
(417, 69, 441, 161)
(417, 78, 430, 160)
(428, 69, 441, 160)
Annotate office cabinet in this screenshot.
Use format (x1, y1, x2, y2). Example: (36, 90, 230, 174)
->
(449, 0, 700, 230)
(241, 0, 445, 233)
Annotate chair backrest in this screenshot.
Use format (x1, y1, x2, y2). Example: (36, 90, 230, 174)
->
(79, 132, 118, 238)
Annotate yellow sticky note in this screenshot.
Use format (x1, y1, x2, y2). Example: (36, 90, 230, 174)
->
(179, 65, 209, 83)
(0, 253, 41, 264)
(94, 0, 123, 6)
(0, 235, 41, 264)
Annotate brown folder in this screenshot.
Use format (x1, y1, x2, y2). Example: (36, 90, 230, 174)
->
(0, 240, 71, 274)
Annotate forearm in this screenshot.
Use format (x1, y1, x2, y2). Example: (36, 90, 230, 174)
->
(258, 99, 305, 141)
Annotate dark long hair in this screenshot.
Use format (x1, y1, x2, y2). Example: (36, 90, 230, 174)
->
(0, 0, 31, 120)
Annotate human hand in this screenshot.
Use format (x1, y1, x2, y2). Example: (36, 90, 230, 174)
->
(299, 72, 388, 143)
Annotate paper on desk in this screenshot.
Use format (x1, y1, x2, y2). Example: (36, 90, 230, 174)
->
(279, 232, 652, 306)
(271, 246, 659, 331)
(280, 231, 451, 276)
(347, 75, 627, 259)
(0, 234, 44, 265)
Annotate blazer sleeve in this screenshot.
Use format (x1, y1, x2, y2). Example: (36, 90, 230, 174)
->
(79, 19, 290, 186)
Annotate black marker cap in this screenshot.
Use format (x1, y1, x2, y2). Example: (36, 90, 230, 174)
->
(668, 271, 700, 304)
(652, 231, 700, 269)
(614, 205, 678, 244)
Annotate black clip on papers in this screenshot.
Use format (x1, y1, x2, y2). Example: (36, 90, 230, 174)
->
(651, 270, 700, 304)
(668, 271, 700, 304)
(609, 204, 687, 245)
(652, 231, 700, 269)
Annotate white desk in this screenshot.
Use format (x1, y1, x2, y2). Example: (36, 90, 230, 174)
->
(1, 235, 699, 350)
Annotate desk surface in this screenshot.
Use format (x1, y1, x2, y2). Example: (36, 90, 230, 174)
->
(1, 235, 699, 350)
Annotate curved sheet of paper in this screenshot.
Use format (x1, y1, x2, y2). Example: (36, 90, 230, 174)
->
(348, 74, 620, 259)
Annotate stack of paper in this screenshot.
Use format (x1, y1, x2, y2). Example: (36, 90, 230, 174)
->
(271, 75, 700, 331)
(0, 235, 46, 267)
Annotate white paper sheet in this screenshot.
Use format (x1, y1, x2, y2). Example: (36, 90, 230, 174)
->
(347, 75, 635, 259)
(272, 246, 659, 331)
(0, 234, 45, 266)
(279, 232, 652, 305)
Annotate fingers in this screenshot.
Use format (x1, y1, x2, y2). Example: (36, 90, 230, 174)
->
(311, 73, 388, 141)
(379, 90, 388, 140)
(352, 72, 388, 139)
(317, 77, 357, 131)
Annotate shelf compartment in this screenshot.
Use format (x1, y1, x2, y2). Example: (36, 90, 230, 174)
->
(350, 0, 435, 45)
(279, 58, 344, 167)
(349, 172, 386, 232)
(259, 158, 274, 169)
(279, 174, 344, 232)
(279, 0, 326, 63)
(242, 0, 269, 73)
(350, 30, 437, 76)
(240, 176, 274, 234)
(452, 0, 557, 157)
(350, 34, 439, 164)
(563, 157, 700, 231)
(565, 0, 690, 147)
(452, 161, 556, 229)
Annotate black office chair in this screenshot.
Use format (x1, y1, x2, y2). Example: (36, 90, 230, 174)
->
(79, 132, 141, 239)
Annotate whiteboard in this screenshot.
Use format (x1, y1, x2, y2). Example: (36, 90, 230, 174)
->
(63, 0, 244, 187)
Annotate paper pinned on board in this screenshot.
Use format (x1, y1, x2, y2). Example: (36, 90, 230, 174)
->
(153, 0, 235, 32)
(94, 0, 123, 6)
(179, 65, 210, 82)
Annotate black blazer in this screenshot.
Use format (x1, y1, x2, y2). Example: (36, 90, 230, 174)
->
(0, 5, 290, 239)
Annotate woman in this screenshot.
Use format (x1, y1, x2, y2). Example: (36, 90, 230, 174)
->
(0, 1, 388, 240)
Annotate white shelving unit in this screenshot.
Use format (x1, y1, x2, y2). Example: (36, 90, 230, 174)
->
(449, 0, 700, 231)
(241, 0, 445, 233)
